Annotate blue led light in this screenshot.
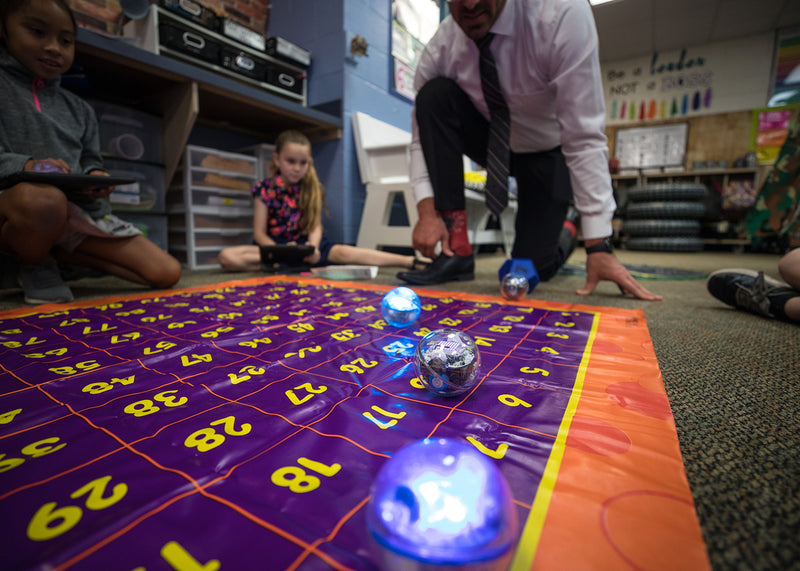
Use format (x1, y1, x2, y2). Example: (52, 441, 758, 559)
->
(382, 287, 422, 328)
(367, 438, 518, 568)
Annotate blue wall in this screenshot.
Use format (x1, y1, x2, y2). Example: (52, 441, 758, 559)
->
(269, 0, 414, 244)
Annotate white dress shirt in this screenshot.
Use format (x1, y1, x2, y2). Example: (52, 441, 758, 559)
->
(409, 0, 616, 239)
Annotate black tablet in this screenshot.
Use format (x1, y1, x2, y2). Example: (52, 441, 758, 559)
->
(259, 244, 315, 265)
(0, 172, 137, 192)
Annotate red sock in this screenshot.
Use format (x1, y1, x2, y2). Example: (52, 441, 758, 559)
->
(441, 209, 472, 256)
(562, 219, 577, 239)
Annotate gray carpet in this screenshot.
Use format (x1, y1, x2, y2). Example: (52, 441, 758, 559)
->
(1, 249, 798, 570)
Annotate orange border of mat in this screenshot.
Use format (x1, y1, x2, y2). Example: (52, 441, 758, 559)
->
(0, 276, 710, 570)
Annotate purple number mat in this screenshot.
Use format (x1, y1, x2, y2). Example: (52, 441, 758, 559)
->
(0, 277, 599, 570)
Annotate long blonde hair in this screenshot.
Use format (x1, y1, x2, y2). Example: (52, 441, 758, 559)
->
(269, 130, 324, 234)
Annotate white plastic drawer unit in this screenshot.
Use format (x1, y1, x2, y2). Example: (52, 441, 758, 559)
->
(168, 207, 254, 231)
(189, 171, 254, 194)
(89, 100, 164, 164)
(169, 228, 252, 248)
(166, 187, 255, 210)
(168, 145, 258, 269)
(187, 146, 256, 176)
(104, 158, 167, 213)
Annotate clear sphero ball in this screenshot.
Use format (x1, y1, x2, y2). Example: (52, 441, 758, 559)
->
(500, 272, 529, 301)
(382, 287, 422, 328)
(415, 329, 480, 397)
(367, 438, 518, 570)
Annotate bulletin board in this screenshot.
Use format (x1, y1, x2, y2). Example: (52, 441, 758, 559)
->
(614, 123, 689, 170)
(391, 0, 441, 101)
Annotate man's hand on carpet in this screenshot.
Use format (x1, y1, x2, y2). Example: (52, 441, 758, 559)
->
(577, 253, 663, 301)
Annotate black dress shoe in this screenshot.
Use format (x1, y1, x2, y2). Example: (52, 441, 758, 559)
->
(396, 253, 474, 285)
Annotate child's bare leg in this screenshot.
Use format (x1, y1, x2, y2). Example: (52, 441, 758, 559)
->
(60, 234, 181, 288)
(778, 248, 800, 321)
(327, 245, 424, 268)
(0, 184, 68, 263)
(218, 245, 261, 271)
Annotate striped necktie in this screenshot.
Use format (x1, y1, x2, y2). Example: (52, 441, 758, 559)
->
(477, 33, 510, 216)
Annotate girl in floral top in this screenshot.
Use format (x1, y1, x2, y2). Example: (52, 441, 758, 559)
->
(219, 130, 429, 272)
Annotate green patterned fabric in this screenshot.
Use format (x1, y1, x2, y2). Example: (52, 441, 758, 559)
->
(744, 120, 800, 243)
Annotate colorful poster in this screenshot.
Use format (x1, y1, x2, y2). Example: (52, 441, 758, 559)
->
(752, 108, 793, 164)
(391, 0, 439, 101)
(393, 58, 417, 100)
(602, 33, 773, 125)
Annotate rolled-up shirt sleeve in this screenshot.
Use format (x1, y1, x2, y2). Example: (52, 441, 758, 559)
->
(409, 41, 439, 205)
(548, 0, 616, 239)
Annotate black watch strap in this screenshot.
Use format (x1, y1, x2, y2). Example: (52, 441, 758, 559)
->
(585, 237, 614, 255)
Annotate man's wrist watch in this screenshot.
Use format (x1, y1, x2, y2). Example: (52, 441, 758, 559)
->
(585, 237, 614, 255)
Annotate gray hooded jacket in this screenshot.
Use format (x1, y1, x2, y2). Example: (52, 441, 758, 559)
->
(0, 47, 110, 216)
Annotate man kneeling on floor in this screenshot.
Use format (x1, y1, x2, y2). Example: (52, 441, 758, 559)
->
(395, 0, 659, 301)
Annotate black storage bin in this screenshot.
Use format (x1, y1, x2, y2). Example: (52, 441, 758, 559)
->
(265, 67, 304, 96)
(159, 20, 221, 65)
(158, 0, 220, 32)
(221, 48, 268, 81)
(265, 37, 311, 68)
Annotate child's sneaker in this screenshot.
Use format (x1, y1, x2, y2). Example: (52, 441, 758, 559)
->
(707, 268, 798, 322)
(18, 259, 74, 305)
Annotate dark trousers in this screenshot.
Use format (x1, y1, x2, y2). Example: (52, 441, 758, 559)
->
(416, 77, 574, 280)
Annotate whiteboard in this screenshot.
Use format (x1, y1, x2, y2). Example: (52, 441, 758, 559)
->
(614, 123, 689, 169)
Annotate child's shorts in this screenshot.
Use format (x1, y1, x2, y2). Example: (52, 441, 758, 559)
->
(314, 236, 335, 267)
(279, 236, 335, 267)
(57, 203, 142, 252)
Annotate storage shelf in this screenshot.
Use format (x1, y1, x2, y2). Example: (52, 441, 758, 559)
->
(74, 27, 341, 186)
(642, 167, 758, 178)
(612, 167, 762, 250)
(612, 167, 760, 192)
(612, 167, 759, 182)
(76, 28, 340, 135)
(150, 7, 306, 104)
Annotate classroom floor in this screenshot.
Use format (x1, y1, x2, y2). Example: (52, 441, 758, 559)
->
(1, 247, 797, 569)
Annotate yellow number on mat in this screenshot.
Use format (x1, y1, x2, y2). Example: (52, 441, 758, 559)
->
(467, 436, 508, 459)
(124, 390, 187, 417)
(286, 382, 327, 405)
(363, 405, 406, 429)
(0, 408, 22, 425)
(184, 416, 251, 453)
(498, 394, 532, 408)
(48, 360, 100, 376)
(271, 457, 341, 494)
(181, 354, 213, 366)
(520, 367, 550, 376)
(340, 357, 378, 374)
(27, 475, 127, 541)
